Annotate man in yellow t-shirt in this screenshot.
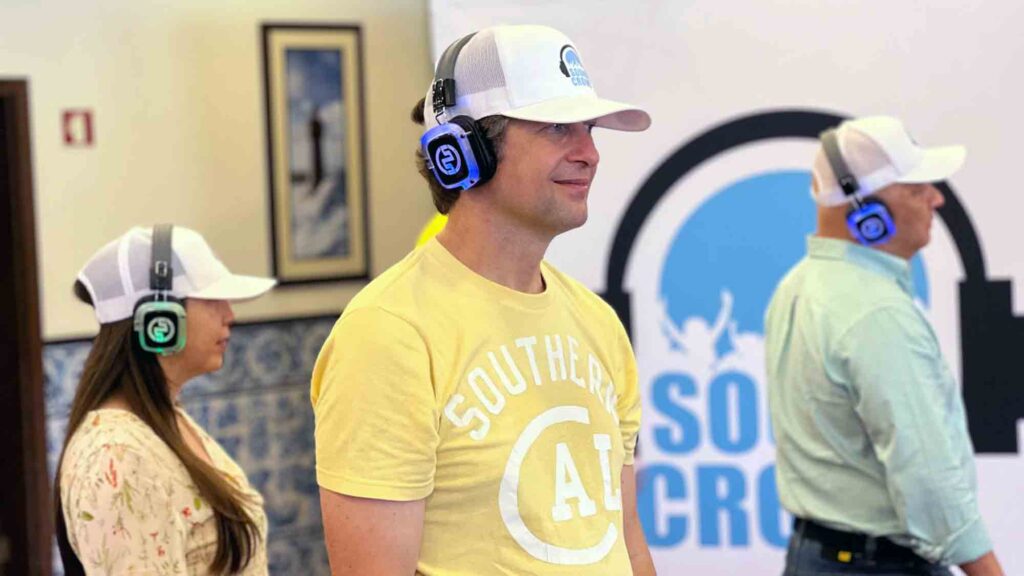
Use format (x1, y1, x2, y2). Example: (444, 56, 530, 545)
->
(311, 24, 655, 575)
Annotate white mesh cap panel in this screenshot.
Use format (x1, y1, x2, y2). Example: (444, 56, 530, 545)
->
(124, 232, 189, 297)
(76, 226, 275, 325)
(78, 240, 126, 303)
(811, 126, 895, 205)
(77, 227, 190, 324)
(811, 116, 966, 207)
(455, 30, 507, 97)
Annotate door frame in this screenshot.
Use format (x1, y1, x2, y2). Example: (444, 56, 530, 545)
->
(0, 78, 51, 576)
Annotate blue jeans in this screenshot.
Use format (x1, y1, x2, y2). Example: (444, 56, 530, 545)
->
(783, 527, 953, 575)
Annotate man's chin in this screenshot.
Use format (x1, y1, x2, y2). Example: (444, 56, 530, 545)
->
(550, 214, 588, 237)
(568, 211, 588, 231)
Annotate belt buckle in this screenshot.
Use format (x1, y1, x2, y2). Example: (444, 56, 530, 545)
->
(821, 535, 878, 566)
(821, 546, 860, 564)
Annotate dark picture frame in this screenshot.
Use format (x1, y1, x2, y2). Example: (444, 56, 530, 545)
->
(262, 23, 370, 284)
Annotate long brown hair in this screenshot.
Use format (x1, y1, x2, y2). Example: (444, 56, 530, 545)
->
(54, 281, 259, 574)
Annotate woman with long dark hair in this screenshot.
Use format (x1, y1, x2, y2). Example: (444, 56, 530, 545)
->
(55, 225, 276, 575)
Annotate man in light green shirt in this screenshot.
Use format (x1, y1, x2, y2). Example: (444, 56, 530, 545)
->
(765, 116, 1004, 576)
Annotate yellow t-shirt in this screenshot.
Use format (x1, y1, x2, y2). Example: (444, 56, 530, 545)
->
(311, 238, 640, 575)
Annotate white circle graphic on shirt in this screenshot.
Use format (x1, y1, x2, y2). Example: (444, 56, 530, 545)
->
(498, 405, 618, 565)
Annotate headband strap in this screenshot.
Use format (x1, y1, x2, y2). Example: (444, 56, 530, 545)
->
(431, 33, 477, 117)
(150, 224, 174, 292)
(821, 128, 860, 198)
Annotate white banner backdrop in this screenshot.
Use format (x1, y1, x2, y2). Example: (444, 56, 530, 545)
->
(427, 2, 1024, 574)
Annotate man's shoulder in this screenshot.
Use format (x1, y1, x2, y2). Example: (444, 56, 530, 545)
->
(346, 247, 432, 313)
(768, 256, 917, 340)
(797, 256, 909, 308)
(542, 261, 621, 324)
(333, 244, 462, 343)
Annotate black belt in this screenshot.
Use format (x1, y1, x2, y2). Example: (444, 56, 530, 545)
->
(794, 518, 933, 566)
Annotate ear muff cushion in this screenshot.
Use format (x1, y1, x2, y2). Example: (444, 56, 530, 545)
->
(847, 199, 896, 245)
(448, 116, 497, 183)
(133, 296, 187, 354)
(422, 122, 477, 190)
(420, 116, 497, 190)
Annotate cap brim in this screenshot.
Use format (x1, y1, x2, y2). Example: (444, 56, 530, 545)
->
(501, 94, 651, 132)
(897, 145, 966, 183)
(190, 274, 277, 302)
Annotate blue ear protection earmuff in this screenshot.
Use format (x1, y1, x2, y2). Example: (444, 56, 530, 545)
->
(821, 128, 896, 246)
(420, 33, 497, 191)
(132, 224, 187, 355)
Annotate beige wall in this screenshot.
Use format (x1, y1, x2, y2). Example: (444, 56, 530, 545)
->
(1, 0, 435, 339)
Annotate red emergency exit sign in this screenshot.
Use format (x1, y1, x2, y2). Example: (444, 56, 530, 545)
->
(62, 109, 94, 146)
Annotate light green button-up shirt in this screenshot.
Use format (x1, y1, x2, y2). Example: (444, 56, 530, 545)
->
(765, 236, 991, 566)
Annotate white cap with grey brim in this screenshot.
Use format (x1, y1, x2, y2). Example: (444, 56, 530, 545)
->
(812, 115, 966, 206)
(77, 226, 277, 324)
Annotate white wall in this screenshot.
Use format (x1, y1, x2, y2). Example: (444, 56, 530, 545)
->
(0, 0, 436, 339)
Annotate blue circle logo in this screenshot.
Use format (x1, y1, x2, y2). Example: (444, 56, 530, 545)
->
(559, 45, 591, 88)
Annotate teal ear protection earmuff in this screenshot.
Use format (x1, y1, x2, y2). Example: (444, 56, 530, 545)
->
(419, 33, 498, 191)
(132, 224, 187, 355)
(820, 128, 897, 246)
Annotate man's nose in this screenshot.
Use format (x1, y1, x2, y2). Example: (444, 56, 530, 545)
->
(568, 125, 600, 167)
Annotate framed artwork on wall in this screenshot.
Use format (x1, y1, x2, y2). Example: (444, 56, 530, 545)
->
(262, 23, 370, 284)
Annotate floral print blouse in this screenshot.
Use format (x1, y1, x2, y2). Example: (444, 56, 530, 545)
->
(60, 408, 269, 575)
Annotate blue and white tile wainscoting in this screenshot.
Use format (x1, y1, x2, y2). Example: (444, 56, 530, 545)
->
(44, 315, 337, 575)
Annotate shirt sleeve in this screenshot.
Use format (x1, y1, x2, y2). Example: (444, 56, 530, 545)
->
(311, 306, 440, 501)
(62, 443, 190, 575)
(839, 304, 992, 565)
(612, 315, 641, 466)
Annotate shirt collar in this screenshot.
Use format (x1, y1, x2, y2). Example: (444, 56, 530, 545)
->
(807, 236, 913, 295)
